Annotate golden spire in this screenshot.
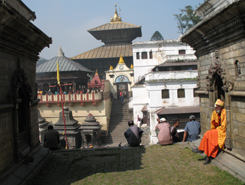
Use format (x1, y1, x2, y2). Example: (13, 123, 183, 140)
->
(130, 64, 133, 68)
(119, 55, 125, 64)
(111, 3, 122, 22)
(95, 69, 98, 75)
(110, 65, 113, 70)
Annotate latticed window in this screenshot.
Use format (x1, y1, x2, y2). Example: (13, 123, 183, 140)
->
(162, 89, 169, 99)
(142, 52, 148, 59)
(235, 60, 241, 76)
(136, 52, 140, 59)
(179, 50, 186, 55)
(177, 89, 185, 98)
(193, 88, 198, 97)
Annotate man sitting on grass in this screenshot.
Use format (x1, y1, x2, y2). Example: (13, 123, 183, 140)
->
(155, 118, 173, 145)
(124, 120, 144, 147)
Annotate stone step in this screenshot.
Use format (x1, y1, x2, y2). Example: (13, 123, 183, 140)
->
(105, 100, 131, 145)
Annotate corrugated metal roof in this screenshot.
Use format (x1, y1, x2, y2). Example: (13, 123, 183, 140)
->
(36, 56, 92, 73)
(155, 106, 200, 115)
(88, 21, 141, 32)
(71, 43, 132, 59)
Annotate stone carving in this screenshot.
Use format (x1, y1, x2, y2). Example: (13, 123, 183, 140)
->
(208, 59, 222, 76)
(196, 76, 200, 88)
(206, 58, 234, 92)
(206, 75, 213, 91)
(8, 68, 32, 103)
(228, 81, 234, 91)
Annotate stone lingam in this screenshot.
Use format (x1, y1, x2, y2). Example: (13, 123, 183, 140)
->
(54, 107, 81, 149)
(79, 113, 102, 148)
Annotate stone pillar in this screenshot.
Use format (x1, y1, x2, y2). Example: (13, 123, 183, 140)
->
(224, 92, 232, 149)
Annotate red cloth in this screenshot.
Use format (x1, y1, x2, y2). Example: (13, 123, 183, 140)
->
(198, 129, 219, 158)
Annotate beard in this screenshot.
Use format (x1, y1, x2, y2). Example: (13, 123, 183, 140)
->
(216, 109, 221, 113)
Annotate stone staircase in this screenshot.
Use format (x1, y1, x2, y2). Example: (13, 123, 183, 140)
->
(105, 99, 132, 146)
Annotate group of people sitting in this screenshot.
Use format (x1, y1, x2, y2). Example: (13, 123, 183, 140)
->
(43, 99, 226, 166)
(124, 99, 226, 165)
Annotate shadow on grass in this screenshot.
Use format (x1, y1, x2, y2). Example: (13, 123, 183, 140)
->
(31, 146, 146, 185)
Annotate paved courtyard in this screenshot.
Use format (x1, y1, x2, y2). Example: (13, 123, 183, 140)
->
(30, 143, 243, 185)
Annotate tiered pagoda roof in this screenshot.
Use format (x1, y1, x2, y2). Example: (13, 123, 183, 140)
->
(71, 4, 142, 60)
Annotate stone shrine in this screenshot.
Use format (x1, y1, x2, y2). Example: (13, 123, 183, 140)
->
(54, 107, 81, 149)
(79, 113, 102, 148)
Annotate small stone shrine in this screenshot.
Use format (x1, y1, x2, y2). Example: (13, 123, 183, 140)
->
(38, 109, 49, 144)
(79, 113, 102, 148)
(54, 107, 81, 149)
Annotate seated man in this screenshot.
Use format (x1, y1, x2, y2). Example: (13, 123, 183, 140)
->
(193, 99, 226, 165)
(124, 120, 144, 147)
(155, 118, 173, 145)
(43, 125, 60, 150)
(170, 120, 181, 142)
(182, 115, 201, 142)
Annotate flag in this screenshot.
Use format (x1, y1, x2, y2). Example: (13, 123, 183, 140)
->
(57, 60, 61, 86)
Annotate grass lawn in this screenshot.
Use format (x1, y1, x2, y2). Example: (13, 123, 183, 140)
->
(32, 144, 244, 185)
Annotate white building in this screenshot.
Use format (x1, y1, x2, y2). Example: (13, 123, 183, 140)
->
(130, 38, 199, 144)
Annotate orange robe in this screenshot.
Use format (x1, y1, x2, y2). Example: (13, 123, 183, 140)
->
(198, 109, 226, 158)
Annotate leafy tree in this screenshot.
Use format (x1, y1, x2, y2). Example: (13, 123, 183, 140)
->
(150, 31, 164, 41)
(174, 5, 201, 34)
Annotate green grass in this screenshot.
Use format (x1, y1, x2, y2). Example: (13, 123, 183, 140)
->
(32, 145, 244, 185)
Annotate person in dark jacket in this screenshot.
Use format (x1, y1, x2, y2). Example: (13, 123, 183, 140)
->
(43, 125, 60, 150)
(124, 120, 143, 147)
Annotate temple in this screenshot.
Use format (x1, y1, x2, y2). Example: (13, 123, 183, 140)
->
(71, 4, 142, 79)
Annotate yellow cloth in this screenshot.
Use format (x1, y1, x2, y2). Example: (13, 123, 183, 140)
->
(210, 109, 226, 149)
(57, 60, 61, 86)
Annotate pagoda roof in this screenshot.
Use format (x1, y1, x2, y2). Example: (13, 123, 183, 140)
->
(87, 5, 142, 44)
(37, 47, 91, 73)
(88, 22, 142, 44)
(71, 43, 132, 59)
(88, 21, 141, 32)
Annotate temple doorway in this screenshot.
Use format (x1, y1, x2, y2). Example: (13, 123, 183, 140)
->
(117, 83, 128, 99)
(214, 73, 225, 102)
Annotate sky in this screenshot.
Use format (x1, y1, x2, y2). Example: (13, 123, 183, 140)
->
(22, 0, 205, 60)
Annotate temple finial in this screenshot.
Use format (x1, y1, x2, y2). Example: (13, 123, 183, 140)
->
(119, 55, 125, 64)
(111, 4, 122, 22)
(57, 46, 65, 57)
(110, 65, 113, 70)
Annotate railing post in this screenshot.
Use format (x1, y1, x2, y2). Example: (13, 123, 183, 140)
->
(40, 95, 43, 103)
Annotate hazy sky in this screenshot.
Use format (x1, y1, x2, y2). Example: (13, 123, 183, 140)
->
(22, 0, 205, 59)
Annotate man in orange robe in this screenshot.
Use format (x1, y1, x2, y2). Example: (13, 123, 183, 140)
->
(193, 99, 226, 165)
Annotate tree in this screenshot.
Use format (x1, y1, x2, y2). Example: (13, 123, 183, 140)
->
(150, 31, 164, 41)
(174, 5, 202, 35)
